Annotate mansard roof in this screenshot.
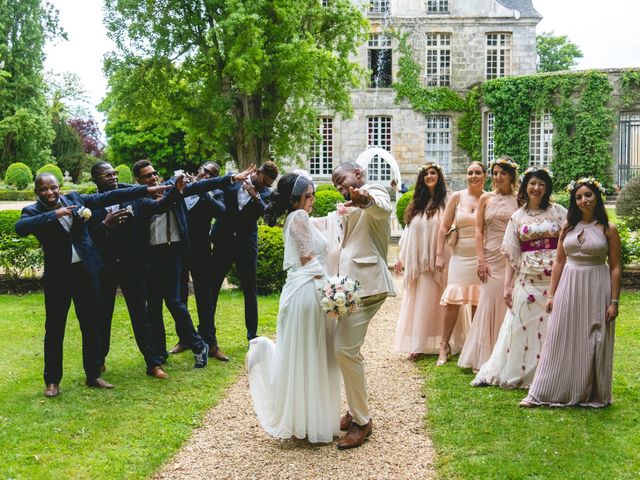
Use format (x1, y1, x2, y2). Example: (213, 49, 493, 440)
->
(495, 0, 542, 18)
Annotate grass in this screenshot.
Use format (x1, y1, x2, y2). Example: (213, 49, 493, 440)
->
(420, 291, 640, 480)
(0, 289, 279, 479)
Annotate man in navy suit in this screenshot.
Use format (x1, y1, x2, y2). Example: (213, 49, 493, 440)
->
(15, 173, 170, 397)
(132, 159, 255, 368)
(209, 161, 278, 348)
(171, 162, 229, 361)
(88, 161, 172, 379)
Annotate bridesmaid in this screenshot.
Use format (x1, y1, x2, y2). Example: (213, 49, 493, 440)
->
(472, 167, 567, 388)
(435, 161, 486, 365)
(521, 177, 621, 408)
(394, 163, 462, 358)
(458, 156, 519, 371)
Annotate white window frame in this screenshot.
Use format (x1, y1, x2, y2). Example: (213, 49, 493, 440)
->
(368, 0, 390, 15)
(425, 33, 451, 87)
(367, 116, 393, 182)
(426, 0, 449, 14)
(529, 110, 554, 167)
(425, 115, 452, 174)
(309, 117, 334, 177)
(368, 33, 393, 88)
(486, 112, 495, 165)
(486, 33, 512, 80)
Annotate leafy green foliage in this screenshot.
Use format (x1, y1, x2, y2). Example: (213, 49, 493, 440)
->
(315, 183, 338, 193)
(552, 191, 571, 209)
(0, 190, 36, 201)
(50, 116, 84, 180)
(36, 163, 64, 185)
(617, 220, 640, 268)
(0, 210, 21, 236)
(457, 85, 483, 162)
(616, 174, 640, 230)
(4, 163, 33, 190)
(0, 235, 43, 279)
(115, 164, 133, 184)
(227, 225, 286, 294)
(620, 70, 640, 109)
(536, 32, 584, 72)
(395, 190, 413, 227)
(311, 190, 344, 217)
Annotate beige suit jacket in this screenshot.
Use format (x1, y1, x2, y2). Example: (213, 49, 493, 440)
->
(325, 184, 396, 298)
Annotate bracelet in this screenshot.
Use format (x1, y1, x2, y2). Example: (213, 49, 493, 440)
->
(610, 299, 619, 305)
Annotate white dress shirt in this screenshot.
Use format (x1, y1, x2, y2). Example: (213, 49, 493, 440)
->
(58, 215, 82, 263)
(149, 210, 182, 245)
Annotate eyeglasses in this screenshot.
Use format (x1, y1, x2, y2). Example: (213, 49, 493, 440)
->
(98, 171, 118, 179)
(139, 171, 159, 179)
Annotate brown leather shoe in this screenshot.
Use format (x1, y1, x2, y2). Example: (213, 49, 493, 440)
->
(86, 377, 115, 389)
(208, 345, 229, 362)
(337, 420, 372, 450)
(340, 411, 353, 431)
(169, 343, 189, 354)
(44, 384, 60, 398)
(148, 366, 169, 379)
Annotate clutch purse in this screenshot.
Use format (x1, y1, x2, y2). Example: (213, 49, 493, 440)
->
(446, 224, 458, 247)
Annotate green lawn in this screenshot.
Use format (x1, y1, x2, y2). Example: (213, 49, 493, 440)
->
(420, 291, 640, 480)
(0, 289, 279, 479)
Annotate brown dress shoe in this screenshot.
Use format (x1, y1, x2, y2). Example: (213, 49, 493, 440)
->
(340, 411, 353, 431)
(86, 377, 115, 389)
(44, 384, 60, 398)
(208, 345, 229, 362)
(148, 366, 169, 379)
(337, 420, 372, 450)
(169, 343, 189, 354)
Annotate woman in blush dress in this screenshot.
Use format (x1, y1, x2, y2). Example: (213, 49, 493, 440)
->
(521, 177, 621, 408)
(435, 161, 486, 365)
(472, 167, 567, 389)
(394, 163, 461, 358)
(247, 172, 340, 443)
(458, 156, 519, 371)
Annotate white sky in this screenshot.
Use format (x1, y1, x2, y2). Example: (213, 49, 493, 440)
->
(44, 0, 640, 124)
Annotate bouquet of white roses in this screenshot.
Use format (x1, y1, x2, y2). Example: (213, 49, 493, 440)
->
(319, 276, 361, 319)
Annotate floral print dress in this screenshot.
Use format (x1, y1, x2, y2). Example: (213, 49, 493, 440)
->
(471, 203, 567, 389)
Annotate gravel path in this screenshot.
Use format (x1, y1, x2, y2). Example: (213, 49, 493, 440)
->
(154, 279, 435, 480)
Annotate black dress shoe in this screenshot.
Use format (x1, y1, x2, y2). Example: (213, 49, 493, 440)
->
(209, 345, 229, 362)
(86, 377, 115, 389)
(44, 384, 60, 397)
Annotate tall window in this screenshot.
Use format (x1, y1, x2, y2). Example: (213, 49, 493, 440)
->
(426, 0, 449, 13)
(529, 111, 554, 167)
(368, 33, 392, 88)
(425, 116, 452, 174)
(486, 33, 511, 79)
(425, 33, 451, 87)
(486, 112, 495, 164)
(367, 116, 392, 181)
(309, 117, 334, 176)
(618, 112, 640, 186)
(368, 0, 390, 15)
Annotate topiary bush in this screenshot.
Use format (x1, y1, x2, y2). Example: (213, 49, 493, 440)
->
(227, 224, 286, 295)
(616, 175, 640, 230)
(115, 164, 133, 184)
(311, 190, 344, 217)
(396, 191, 413, 227)
(315, 183, 337, 193)
(36, 164, 64, 186)
(4, 163, 33, 190)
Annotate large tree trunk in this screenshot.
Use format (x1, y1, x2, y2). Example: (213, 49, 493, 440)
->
(231, 93, 272, 170)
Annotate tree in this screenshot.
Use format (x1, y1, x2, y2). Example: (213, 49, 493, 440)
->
(0, 1, 64, 174)
(102, 0, 368, 169)
(537, 32, 583, 73)
(69, 118, 104, 158)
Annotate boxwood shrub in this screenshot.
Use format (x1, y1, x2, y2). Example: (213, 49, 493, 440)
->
(396, 190, 413, 227)
(311, 190, 344, 217)
(4, 163, 33, 190)
(36, 164, 64, 185)
(115, 164, 133, 184)
(616, 174, 640, 230)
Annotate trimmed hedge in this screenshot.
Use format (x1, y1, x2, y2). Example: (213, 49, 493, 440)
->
(227, 224, 286, 295)
(115, 164, 133, 183)
(311, 190, 344, 217)
(0, 210, 21, 236)
(396, 191, 413, 227)
(0, 190, 36, 201)
(37, 164, 64, 185)
(4, 163, 33, 190)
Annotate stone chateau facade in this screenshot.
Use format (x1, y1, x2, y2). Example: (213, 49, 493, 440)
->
(307, 0, 541, 189)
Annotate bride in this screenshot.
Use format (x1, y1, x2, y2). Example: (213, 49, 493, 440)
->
(246, 171, 341, 443)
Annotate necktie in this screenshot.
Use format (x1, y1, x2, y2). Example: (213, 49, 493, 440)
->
(166, 211, 171, 245)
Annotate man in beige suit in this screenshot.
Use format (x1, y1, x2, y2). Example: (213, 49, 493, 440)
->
(328, 161, 396, 450)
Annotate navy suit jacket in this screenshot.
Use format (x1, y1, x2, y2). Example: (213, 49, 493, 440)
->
(185, 190, 226, 256)
(15, 186, 150, 278)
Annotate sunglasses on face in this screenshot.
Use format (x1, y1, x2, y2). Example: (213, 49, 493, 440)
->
(139, 171, 159, 180)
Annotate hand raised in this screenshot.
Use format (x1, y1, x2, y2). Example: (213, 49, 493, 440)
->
(55, 205, 77, 218)
(344, 187, 370, 208)
(147, 184, 171, 197)
(233, 164, 256, 183)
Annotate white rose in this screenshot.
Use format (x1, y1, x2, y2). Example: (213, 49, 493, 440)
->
(80, 207, 92, 220)
(334, 292, 346, 307)
(346, 278, 356, 291)
(337, 306, 348, 316)
(321, 297, 334, 311)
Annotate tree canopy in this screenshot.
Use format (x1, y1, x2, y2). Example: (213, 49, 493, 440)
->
(101, 0, 368, 170)
(537, 32, 584, 73)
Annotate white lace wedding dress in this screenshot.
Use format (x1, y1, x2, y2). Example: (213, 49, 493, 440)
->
(246, 209, 341, 443)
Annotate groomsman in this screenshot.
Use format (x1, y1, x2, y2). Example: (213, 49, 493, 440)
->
(209, 161, 278, 347)
(88, 161, 173, 379)
(15, 172, 169, 397)
(132, 159, 254, 368)
(172, 162, 229, 361)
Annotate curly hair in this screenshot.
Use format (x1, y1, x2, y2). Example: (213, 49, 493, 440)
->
(404, 167, 447, 225)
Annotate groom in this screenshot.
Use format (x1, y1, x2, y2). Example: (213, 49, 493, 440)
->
(329, 161, 396, 450)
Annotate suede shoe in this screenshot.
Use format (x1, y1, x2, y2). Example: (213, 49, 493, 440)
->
(148, 366, 169, 379)
(44, 384, 60, 398)
(209, 345, 229, 362)
(169, 343, 189, 354)
(340, 411, 353, 431)
(194, 343, 209, 368)
(86, 377, 115, 389)
(337, 420, 372, 450)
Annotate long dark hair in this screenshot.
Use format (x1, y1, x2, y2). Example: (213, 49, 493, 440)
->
(490, 156, 518, 190)
(404, 166, 447, 225)
(561, 181, 609, 240)
(264, 173, 304, 226)
(517, 170, 553, 210)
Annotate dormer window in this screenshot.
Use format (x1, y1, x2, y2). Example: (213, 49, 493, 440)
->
(369, 0, 390, 15)
(426, 0, 449, 14)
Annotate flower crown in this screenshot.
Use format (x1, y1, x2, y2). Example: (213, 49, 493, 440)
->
(419, 163, 444, 174)
(566, 177, 606, 194)
(490, 157, 519, 171)
(523, 166, 554, 178)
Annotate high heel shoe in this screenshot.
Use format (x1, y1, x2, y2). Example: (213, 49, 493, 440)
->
(436, 342, 451, 366)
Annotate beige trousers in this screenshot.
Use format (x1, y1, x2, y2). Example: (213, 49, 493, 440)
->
(334, 293, 387, 426)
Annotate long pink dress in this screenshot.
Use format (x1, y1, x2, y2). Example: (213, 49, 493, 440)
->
(524, 222, 615, 407)
(394, 210, 467, 354)
(458, 193, 518, 370)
